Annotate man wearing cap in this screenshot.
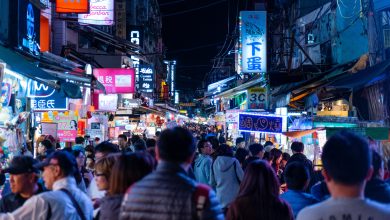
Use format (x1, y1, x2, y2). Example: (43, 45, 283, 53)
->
(0, 156, 45, 213)
(0, 151, 93, 220)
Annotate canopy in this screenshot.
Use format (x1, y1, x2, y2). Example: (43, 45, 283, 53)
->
(282, 129, 320, 138)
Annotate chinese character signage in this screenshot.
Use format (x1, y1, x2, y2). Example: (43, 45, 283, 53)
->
(248, 87, 268, 110)
(56, 114, 78, 142)
(139, 65, 154, 93)
(240, 11, 267, 73)
(27, 80, 68, 111)
(78, 0, 114, 25)
(239, 113, 282, 133)
(19, 0, 40, 56)
(93, 68, 135, 94)
(56, 0, 89, 13)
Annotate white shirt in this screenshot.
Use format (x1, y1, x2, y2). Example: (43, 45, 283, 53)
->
(0, 177, 94, 220)
(86, 178, 105, 199)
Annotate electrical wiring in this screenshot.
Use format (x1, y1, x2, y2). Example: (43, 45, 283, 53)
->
(336, 0, 360, 19)
(162, 0, 227, 17)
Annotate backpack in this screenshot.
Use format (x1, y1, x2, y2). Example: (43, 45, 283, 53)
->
(193, 184, 211, 220)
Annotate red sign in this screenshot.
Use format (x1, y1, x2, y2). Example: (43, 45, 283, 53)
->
(93, 68, 135, 94)
(56, 0, 89, 13)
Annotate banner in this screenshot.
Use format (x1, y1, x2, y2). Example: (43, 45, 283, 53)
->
(93, 68, 135, 94)
(56, 0, 89, 13)
(240, 11, 267, 73)
(248, 87, 268, 109)
(78, 0, 114, 25)
(56, 114, 78, 142)
(239, 113, 283, 133)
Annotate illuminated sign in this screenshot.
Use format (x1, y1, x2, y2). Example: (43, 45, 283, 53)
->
(240, 11, 267, 73)
(139, 65, 154, 93)
(128, 27, 142, 87)
(239, 113, 283, 133)
(56, 0, 89, 13)
(27, 80, 68, 111)
(93, 68, 135, 94)
(19, 1, 40, 56)
(78, 0, 114, 25)
(247, 87, 268, 110)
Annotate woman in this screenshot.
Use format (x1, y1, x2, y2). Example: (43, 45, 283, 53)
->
(73, 150, 90, 190)
(210, 144, 244, 211)
(99, 152, 153, 220)
(227, 160, 293, 220)
(270, 148, 283, 178)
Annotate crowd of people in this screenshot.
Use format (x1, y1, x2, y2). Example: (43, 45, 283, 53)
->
(0, 126, 388, 219)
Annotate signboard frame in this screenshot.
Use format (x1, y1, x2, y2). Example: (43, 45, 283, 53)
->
(238, 113, 283, 134)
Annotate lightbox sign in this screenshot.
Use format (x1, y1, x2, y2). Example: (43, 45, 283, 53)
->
(128, 26, 143, 86)
(93, 68, 135, 94)
(78, 0, 114, 25)
(27, 80, 68, 111)
(56, 0, 89, 13)
(19, 0, 40, 56)
(139, 65, 154, 93)
(238, 113, 282, 133)
(240, 11, 267, 73)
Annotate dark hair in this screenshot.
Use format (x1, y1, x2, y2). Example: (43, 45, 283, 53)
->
(264, 141, 274, 147)
(146, 139, 156, 148)
(207, 136, 220, 150)
(284, 162, 310, 190)
(235, 160, 292, 219)
(131, 135, 141, 145)
(270, 148, 282, 172)
(72, 150, 84, 158)
(95, 141, 119, 155)
(197, 140, 209, 153)
(322, 131, 371, 185)
(263, 152, 272, 162)
(236, 137, 245, 145)
(291, 142, 304, 153)
(155, 131, 161, 137)
(218, 136, 226, 144)
(371, 150, 383, 178)
(108, 152, 153, 195)
(248, 143, 264, 156)
(85, 145, 95, 153)
(75, 137, 85, 144)
(134, 139, 147, 151)
(157, 127, 195, 162)
(48, 151, 77, 177)
(217, 144, 234, 157)
(41, 140, 54, 150)
(118, 134, 127, 142)
(282, 152, 291, 161)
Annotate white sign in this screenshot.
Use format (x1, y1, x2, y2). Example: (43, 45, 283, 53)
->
(98, 94, 117, 111)
(78, 0, 114, 25)
(248, 87, 268, 110)
(225, 110, 240, 123)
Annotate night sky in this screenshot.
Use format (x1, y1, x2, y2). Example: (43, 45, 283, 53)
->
(158, 0, 248, 92)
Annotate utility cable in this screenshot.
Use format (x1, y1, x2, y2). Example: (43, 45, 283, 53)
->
(162, 0, 227, 17)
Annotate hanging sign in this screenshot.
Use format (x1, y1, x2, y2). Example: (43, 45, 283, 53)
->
(139, 65, 154, 93)
(93, 68, 135, 94)
(248, 87, 268, 109)
(97, 94, 117, 111)
(19, 0, 40, 56)
(56, 114, 78, 142)
(56, 0, 89, 13)
(78, 0, 114, 25)
(239, 113, 283, 133)
(27, 80, 68, 111)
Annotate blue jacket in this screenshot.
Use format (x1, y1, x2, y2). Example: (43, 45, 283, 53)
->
(210, 156, 244, 208)
(365, 178, 390, 204)
(280, 189, 318, 218)
(194, 154, 212, 185)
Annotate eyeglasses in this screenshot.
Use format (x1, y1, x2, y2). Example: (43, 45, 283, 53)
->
(95, 173, 106, 177)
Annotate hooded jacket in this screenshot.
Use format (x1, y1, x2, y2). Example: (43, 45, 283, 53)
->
(210, 156, 244, 208)
(194, 154, 212, 185)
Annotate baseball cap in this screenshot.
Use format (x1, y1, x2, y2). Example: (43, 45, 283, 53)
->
(34, 151, 76, 176)
(3, 156, 39, 174)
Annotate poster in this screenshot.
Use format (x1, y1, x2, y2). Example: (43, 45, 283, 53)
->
(41, 123, 58, 138)
(56, 114, 78, 142)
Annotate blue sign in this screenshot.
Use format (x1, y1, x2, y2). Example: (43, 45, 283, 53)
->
(27, 80, 68, 111)
(239, 113, 283, 133)
(240, 11, 267, 73)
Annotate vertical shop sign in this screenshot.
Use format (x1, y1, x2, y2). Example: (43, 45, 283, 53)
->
(56, 0, 89, 13)
(139, 65, 154, 93)
(115, 0, 126, 38)
(27, 80, 68, 110)
(240, 11, 267, 73)
(248, 87, 268, 110)
(19, 0, 40, 56)
(78, 0, 114, 25)
(127, 26, 143, 87)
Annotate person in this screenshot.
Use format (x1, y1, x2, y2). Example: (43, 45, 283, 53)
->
(99, 153, 153, 220)
(364, 150, 390, 203)
(145, 138, 156, 159)
(280, 162, 318, 218)
(242, 143, 264, 170)
(297, 131, 390, 220)
(194, 140, 213, 185)
(73, 136, 85, 153)
(94, 137, 101, 147)
(280, 152, 291, 171)
(287, 141, 314, 191)
(264, 141, 274, 152)
(133, 139, 147, 152)
(210, 144, 244, 211)
(129, 135, 141, 151)
(0, 151, 93, 219)
(0, 156, 45, 212)
(270, 148, 283, 176)
(120, 127, 223, 220)
(226, 160, 293, 220)
(70, 120, 78, 130)
(118, 134, 130, 152)
(73, 150, 89, 190)
(36, 139, 55, 161)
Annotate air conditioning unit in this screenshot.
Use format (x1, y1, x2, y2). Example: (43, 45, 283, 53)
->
(384, 29, 390, 48)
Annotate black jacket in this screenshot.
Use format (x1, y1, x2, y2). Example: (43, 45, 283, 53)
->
(0, 182, 45, 213)
(365, 178, 390, 204)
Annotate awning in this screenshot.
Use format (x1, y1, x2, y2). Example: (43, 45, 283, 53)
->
(215, 77, 263, 98)
(282, 129, 320, 138)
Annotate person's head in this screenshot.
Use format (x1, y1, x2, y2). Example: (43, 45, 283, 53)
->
(86, 155, 95, 171)
(75, 136, 84, 145)
(85, 145, 95, 157)
(236, 137, 245, 148)
(217, 144, 234, 157)
(248, 143, 264, 158)
(146, 138, 156, 149)
(108, 152, 154, 195)
(218, 136, 226, 144)
(38, 139, 54, 155)
(38, 151, 77, 190)
(371, 150, 384, 179)
(155, 131, 161, 138)
(134, 139, 147, 152)
(281, 152, 291, 169)
(270, 148, 283, 165)
(264, 141, 274, 152)
(207, 136, 220, 151)
(94, 137, 100, 145)
(157, 127, 196, 163)
(284, 162, 310, 191)
(4, 156, 39, 197)
(118, 134, 128, 149)
(291, 141, 304, 154)
(94, 154, 118, 191)
(321, 131, 372, 188)
(73, 150, 86, 169)
(197, 140, 212, 155)
(95, 141, 119, 160)
(131, 135, 141, 145)
(70, 120, 77, 129)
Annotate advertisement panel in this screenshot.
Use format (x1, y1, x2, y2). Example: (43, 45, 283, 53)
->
(27, 80, 68, 111)
(139, 65, 154, 93)
(98, 94, 118, 111)
(56, 0, 89, 13)
(78, 0, 114, 25)
(93, 68, 135, 94)
(248, 87, 268, 109)
(240, 11, 267, 73)
(56, 114, 78, 142)
(19, 0, 40, 56)
(239, 113, 283, 133)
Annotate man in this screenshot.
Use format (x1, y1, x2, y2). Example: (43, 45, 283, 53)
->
(242, 143, 264, 170)
(287, 141, 314, 191)
(120, 127, 223, 220)
(118, 134, 130, 152)
(234, 137, 248, 165)
(280, 162, 318, 218)
(194, 140, 213, 185)
(0, 151, 93, 219)
(0, 156, 45, 212)
(364, 150, 390, 203)
(297, 131, 390, 220)
(72, 136, 85, 153)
